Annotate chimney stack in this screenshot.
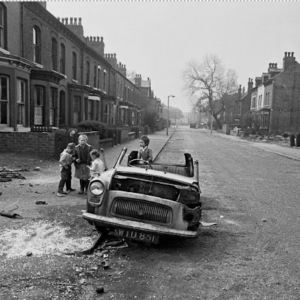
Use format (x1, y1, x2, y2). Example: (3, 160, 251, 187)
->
(64, 16, 84, 40)
(255, 77, 262, 87)
(248, 78, 253, 93)
(283, 51, 296, 71)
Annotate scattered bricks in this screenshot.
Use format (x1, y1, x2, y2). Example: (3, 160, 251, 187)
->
(96, 287, 105, 294)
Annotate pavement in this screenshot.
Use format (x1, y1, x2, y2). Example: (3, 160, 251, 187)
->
(207, 129, 300, 162)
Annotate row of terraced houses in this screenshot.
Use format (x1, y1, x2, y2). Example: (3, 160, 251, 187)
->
(224, 51, 300, 135)
(0, 2, 162, 132)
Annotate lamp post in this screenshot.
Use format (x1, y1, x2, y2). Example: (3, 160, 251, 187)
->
(166, 95, 175, 135)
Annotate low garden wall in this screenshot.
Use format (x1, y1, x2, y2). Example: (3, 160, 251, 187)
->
(0, 131, 55, 158)
(0, 126, 151, 159)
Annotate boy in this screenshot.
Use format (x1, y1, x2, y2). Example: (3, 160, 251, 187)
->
(57, 142, 76, 197)
(138, 135, 153, 163)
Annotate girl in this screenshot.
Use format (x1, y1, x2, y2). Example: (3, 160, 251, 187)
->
(138, 135, 153, 163)
(74, 134, 93, 194)
(88, 149, 105, 178)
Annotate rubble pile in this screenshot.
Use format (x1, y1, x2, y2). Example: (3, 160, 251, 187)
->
(0, 167, 27, 182)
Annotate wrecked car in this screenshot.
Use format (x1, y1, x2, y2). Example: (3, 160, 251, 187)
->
(82, 148, 201, 244)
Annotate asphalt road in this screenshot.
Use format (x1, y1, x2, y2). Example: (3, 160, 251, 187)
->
(155, 126, 300, 300)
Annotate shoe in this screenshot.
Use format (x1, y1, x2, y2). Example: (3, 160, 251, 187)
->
(78, 189, 84, 194)
(66, 188, 76, 194)
(57, 191, 67, 197)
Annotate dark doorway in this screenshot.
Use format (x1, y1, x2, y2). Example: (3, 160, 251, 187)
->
(59, 90, 66, 126)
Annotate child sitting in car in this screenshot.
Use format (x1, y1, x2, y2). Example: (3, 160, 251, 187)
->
(138, 135, 153, 163)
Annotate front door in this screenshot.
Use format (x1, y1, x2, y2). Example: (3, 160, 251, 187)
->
(0, 76, 9, 126)
(59, 90, 65, 126)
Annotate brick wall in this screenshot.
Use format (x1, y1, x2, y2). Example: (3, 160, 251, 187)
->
(0, 132, 55, 157)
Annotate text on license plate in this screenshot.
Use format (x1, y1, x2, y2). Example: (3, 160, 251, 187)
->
(114, 228, 159, 244)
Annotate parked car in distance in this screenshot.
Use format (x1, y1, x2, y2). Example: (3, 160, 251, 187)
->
(82, 148, 202, 244)
(190, 122, 196, 128)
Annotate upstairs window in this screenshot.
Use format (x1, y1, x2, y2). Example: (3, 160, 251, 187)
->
(97, 67, 101, 89)
(251, 96, 257, 109)
(103, 70, 107, 91)
(265, 92, 270, 106)
(33, 26, 41, 64)
(0, 4, 7, 49)
(258, 95, 262, 108)
(51, 38, 58, 71)
(72, 51, 77, 80)
(86, 61, 90, 85)
(60, 43, 65, 74)
(93, 64, 97, 87)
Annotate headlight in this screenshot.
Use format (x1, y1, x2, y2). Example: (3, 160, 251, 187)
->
(90, 181, 105, 196)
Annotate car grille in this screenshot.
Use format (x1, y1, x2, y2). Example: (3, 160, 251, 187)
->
(111, 198, 172, 225)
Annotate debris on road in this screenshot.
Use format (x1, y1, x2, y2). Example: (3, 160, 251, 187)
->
(35, 200, 47, 205)
(200, 221, 217, 227)
(102, 260, 110, 270)
(0, 167, 27, 182)
(0, 205, 22, 219)
(96, 287, 105, 294)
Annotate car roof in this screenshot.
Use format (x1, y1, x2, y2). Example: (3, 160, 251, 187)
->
(115, 165, 197, 185)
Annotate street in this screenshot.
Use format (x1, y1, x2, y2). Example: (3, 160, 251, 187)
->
(155, 127, 300, 300)
(1, 127, 300, 299)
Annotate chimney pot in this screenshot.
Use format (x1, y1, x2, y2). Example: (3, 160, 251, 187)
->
(79, 18, 82, 25)
(101, 37, 103, 42)
(285, 52, 287, 57)
(97, 37, 99, 42)
(94, 36, 96, 41)
(65, 18, 68, 25)
(114, 53, 116, 58)
(292, 52, 294, 57)
(70, 17, 73, 25)
(74, 18, 77, 25)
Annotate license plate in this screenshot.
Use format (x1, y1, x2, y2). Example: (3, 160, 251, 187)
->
(114, 228, 159, 244)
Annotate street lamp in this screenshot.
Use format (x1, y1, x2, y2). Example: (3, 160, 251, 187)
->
(166, 95, 175, 135)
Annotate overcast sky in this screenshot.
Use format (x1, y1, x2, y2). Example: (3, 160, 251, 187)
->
(47, 1, 300, 113)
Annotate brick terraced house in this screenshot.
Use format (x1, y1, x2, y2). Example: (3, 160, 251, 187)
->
(249, 52, 300, 135)
(223, 52, 300, 135)
(0, 2, 159, 132)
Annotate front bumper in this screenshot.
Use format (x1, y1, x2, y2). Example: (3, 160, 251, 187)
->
(82, 212, 198, 238)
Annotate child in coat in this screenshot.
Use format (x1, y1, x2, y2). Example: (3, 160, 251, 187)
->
(138, 135, 153, 163)
(57, 142, 76, 197)
(88, 149, 105, 178)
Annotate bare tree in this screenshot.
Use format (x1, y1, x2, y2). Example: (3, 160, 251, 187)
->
(183, 54, 238, 129)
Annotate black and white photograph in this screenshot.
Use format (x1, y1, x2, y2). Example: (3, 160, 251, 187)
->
(1, 1, 300, 299)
